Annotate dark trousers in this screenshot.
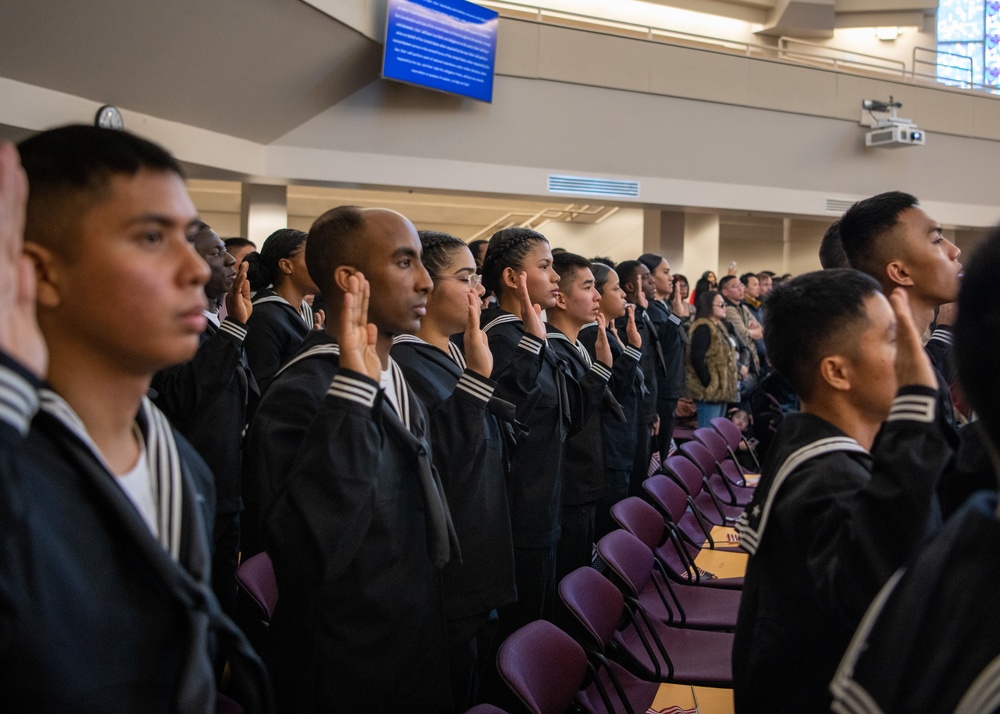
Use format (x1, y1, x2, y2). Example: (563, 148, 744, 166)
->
(655, 398, 679, 464)
(556, 501, 598, 583)
(628, 419, 655, 499)
(595, 468, 631, 541)
(447, 609, 498, 712)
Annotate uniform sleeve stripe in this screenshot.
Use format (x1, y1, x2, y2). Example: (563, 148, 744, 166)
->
(623, 345, 642, 362)
(886, 394, 936, 423)
(518, 335, 544, 355)
(590, 362, 612, 382)
(0, 364, 38, 436)
(219, 319, 248, 341)
(668, 314, 682, 325)
(328, 374, 378, 407)
(927, 328, 953, 346)
(456, 371, 495, 403)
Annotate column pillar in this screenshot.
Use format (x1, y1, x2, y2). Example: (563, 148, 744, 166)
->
(240, 183, 288, 246)
(682, 212, 720, 282)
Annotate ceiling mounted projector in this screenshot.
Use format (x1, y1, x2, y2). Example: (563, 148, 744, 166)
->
(862, 97, 925, 148)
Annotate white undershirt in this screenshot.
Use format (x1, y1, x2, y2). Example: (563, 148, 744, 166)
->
(380, 367, 401, 417)
(204, 309, 221, 328)
(115, 430, 159, 537)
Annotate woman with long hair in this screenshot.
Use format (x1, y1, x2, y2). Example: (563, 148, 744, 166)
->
(686, 290, 739, 427)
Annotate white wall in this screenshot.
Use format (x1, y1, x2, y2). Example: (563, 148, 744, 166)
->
(534, 208, 644, 264)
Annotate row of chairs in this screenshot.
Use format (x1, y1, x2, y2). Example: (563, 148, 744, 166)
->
(231, 418, 758, 713)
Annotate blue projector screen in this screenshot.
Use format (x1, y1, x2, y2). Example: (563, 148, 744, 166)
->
(383, 0, 499, 103)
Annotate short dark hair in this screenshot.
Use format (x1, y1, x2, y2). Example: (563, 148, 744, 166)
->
(224, 237, 255, 251)
(718, 275, 738, 292)
(591, 262, 614, 293)
(764, 268, 882, 400)
(819, 220, 849, 270)
(552, 252, 593, 289)
(637, 253, 663, 272)
(306, 205, 367, 298)
(591, 256, 616, 269)
(695, 290, 720, 320)
(839, 191, 919, 284)
(955, 226, 1000, 450)
(468, 239, 489, 254)
(481, 227, 549, 296)
(18, 125, 183, 258)
(616, 260, 643, 295)
(739, 272, 757, 286)
(254, 228, 308, 290)
(418, 230, 468, 276)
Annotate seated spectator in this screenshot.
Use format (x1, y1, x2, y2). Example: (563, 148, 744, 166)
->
(733, 269, 953, 712)
(250, 206, 456, 712)
(686, 290, 740, 427)
(245, 228, 319, 385)
(390, 231, 516, 709)
(830, 226, 1000, 713)
(151, 222, 258, 618)
(0, 127, 270, 712)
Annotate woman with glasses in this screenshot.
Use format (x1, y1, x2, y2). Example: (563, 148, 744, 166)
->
(245, 228, 320, 385)
(686, 289, 740, 427)
(390, 231, 517, 710)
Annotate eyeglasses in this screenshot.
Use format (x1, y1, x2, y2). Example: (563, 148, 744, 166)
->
(713, 302, 726, 308)
(433, 273, 483, 288)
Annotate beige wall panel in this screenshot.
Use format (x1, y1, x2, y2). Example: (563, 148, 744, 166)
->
(972, 99, 1000, 141)
(834, 74, 901, 120)
(649, 45, 751, 105)
(537, 26, 651, 92)
(897, 87, 981, 136)
(746, 60, 839, 115)
(496, 19, 540, 78)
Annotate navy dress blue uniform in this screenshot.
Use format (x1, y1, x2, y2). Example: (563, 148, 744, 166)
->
(579, 324, 644, 539)
(244, 288, 310, 386)
(733, 387, 952, 712)
(646, 298, 686, 459)
(616, 304, 658, 495)
(0, 353, 272, 714)
(247, 330, 456, 713)
(391, 335, 517, 708)
(151, 316, 259, 614)
(832, 488, 1000, 713)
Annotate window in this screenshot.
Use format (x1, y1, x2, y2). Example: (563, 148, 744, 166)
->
(937, 0, 1000, 87)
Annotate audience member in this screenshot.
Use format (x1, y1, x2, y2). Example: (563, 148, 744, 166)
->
(468, 238, 489, 271)
(756, 271, 773, 298)
(831, 227, 1000, 713)
(0, 127, 271, 712)
(733, 269, 952, 712)
(391, 231, 516, 709)
(250, 206, 456, 712)
(719, 275, 761, 402)
(151, 222, 259, 617)
(686, 290, 740, 427)
(244, 228, 319, 386)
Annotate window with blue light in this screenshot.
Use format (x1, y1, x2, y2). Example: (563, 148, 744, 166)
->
(937, 0, 1000, 87)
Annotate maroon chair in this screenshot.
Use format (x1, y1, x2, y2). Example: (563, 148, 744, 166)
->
(497, 619, 658, 714)
(215, 693, 244, 714)
(693, 427, 754, 491)
(661, 456, 744, 526)
(679, 440, 754, 508)
(628, 487, 744, 591)
(236, 551, 278, 621)
(559, 566, 733, 687)
(710, 416, 761, 472)
(597, 530, 739, 631)
(642, 474, 713, 549)
(464, 705, 509, 714)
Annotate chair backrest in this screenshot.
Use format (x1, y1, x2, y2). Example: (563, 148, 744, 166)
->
(611, 497, 664, 550)
(643, 474, 689, 525)
(559, 566, 626, 650)
(597, 530, 655, 598)
(464, 705, 509, 714)
(497, 620, 587, 714)
(236, 551, 279, 620)
(662, 455, 705, 497)
(679, 440, 720, 478)
(710, 416, 742, 451)
(693, 427, 730, 463)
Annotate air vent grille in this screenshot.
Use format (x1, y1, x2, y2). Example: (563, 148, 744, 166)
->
(548, 175, 639, 198)
(825, 198, 855, 213)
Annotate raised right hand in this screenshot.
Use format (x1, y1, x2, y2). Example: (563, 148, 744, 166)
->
(463, 291, 493, 378)
(625, 304, 642, 349)
(0, 143, 46, 378)
(518, 272, 546, 340)
(338, 272, 381, 381)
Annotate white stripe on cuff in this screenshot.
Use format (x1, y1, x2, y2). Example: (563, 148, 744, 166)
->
(328, 374, 378, 408)
(886, 394, 936, 423)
